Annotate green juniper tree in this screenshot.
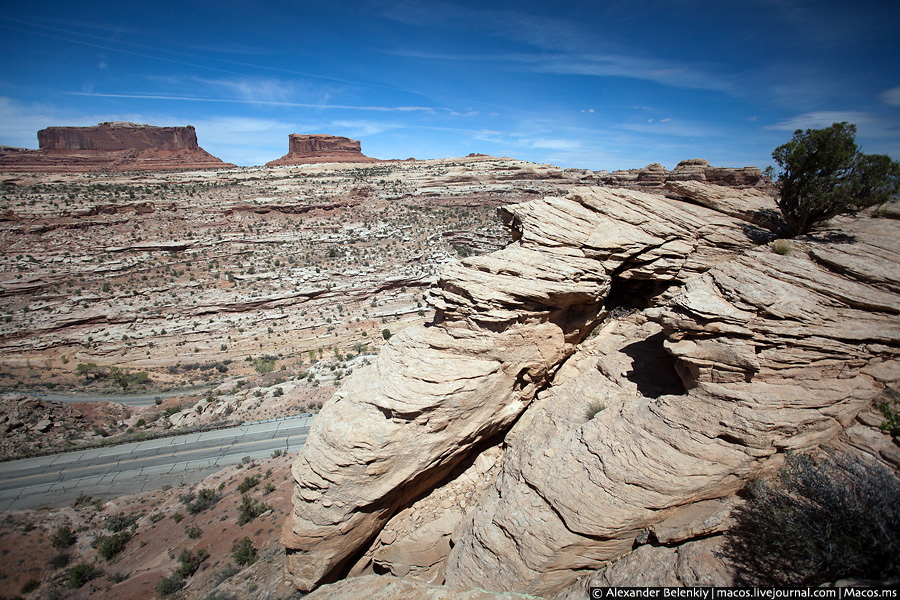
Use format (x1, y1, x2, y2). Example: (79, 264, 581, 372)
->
(772, 122, 900, 236)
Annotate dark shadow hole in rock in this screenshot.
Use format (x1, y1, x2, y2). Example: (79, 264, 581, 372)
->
(603, 277, 673, 313)
(620, 332, 686, 398)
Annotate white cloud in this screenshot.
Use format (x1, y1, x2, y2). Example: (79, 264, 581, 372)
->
(764, 111, 875, 132)
(880, 86, 900, 107)
(65, 92, 438, 113)
(525, 138, 582, 151)
(330, 120, 401, 137)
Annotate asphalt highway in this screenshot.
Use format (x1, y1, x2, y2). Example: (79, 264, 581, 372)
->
(0, 415, 313, 510)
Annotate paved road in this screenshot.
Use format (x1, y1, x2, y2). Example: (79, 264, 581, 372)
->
(33, 387, 215, 407)
(0, 415, 313, 511)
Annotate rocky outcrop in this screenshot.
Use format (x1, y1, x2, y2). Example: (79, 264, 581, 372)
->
(0, 122, 232, 172)
(265, 134, 378, 166)
(597, 159, 763, 190)
(283, 178, 900, 596)
(282, 186, 772, 590)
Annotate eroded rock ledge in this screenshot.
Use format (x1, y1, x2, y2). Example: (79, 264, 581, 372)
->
(282, 184, 900, 595)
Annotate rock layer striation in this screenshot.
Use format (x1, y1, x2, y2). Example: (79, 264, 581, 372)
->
(266, 134, 378, 166)
(280, 182, 899, 595)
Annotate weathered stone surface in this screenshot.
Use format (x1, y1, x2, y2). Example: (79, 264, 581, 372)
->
(0, 122, 232, 172)
(282, 186, 767, 591)
(551, 536, 734, 597)
(303, 573, 538, 600)
(351, 445, 504, 583)
(265, 134, 378, 166)
(444, 216, 898, 595)
(663, 180, 779, 230)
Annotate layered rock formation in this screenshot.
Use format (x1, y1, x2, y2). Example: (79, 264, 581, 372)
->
(37, 122, 200, 151)
(265, 134, 378, 166)
(0, 122, 232, 172)
(597, 158, 763, 189)
(283, 178, 900, 595)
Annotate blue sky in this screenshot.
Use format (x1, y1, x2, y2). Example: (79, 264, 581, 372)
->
(1, 0, 898, 170)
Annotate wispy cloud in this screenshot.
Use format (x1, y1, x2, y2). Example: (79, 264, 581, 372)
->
(331, 120, 402, 137)
(764, 111, 877, 131)
(65, 92, 438, 113)
(616, 118, 721, 138)
(515, 53, 734, 93)
(880, 86, 900, 107)
(764, 111, 900, 154)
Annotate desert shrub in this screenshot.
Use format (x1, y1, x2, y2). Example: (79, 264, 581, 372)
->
(877, 386, 900, 436)
(183, 488, 219, 514)
(584, 400, 607, 421)
(231, 537, 257, 566)
(237, 476, 259, 494)
(771, 239, 792, 255)
(174, 547, 209, 578)
(186, 524, 202, 539)
(20, 577, 40, 593)
(94, 531, 132, 561)
(68, 563, 102, 588)
(382, 328, 392, 341)
(156, 574, 185, 596)
(105, 512, 136, 533)
(270, 449, 284, 458)
(214, 562, 241, 584)
(252, 356, 276, 374)
(50, 552, 70, 569)
(724, 451, 900, 586)
(50, 525, 76, 550)
(237, 494, 271, 526)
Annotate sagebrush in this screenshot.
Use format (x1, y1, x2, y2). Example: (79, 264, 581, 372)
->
(723, 451, 900, 586)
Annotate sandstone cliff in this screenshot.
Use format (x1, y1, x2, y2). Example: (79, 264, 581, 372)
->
(265, 134, 378, 166)
(0, 122, 232, 172)
(282, 180, 900, 595)
(596, 158, 763, 189)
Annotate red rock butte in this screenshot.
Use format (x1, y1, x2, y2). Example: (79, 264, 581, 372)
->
(265, 134, 379, 166)
(0, 122, 233, 172)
